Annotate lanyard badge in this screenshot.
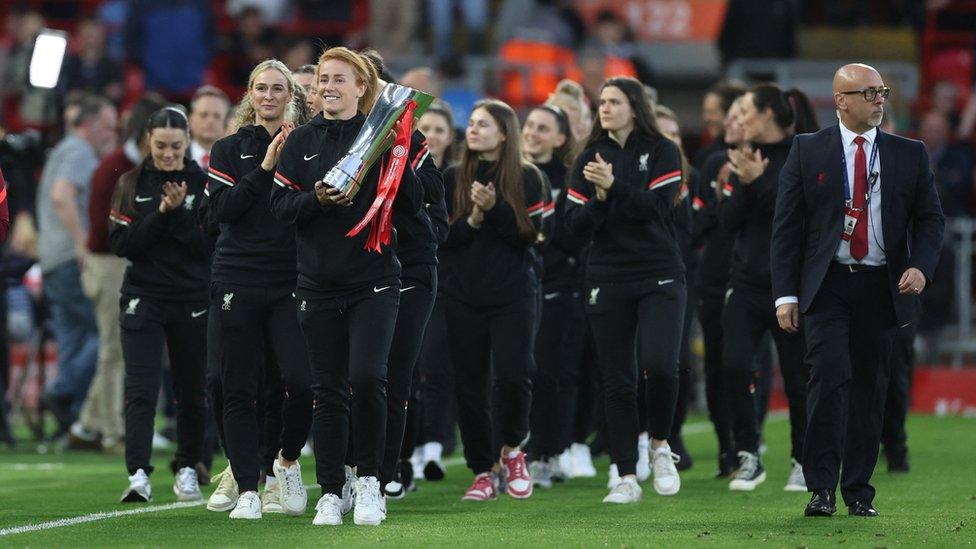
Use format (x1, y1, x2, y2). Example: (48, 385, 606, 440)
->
(840, 136, 879, 241)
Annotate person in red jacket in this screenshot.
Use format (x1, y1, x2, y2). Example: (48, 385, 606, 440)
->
(0, 165, 9, 243)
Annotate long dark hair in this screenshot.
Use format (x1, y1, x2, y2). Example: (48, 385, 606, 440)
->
(585, 76, 667, 149)
(453, 99, 538, 243)
(750, 83, 819, 135)
(424, 100, 457, 168)
(111, 107, 189, 217)
(586, 77, 682, 206)
(534, 104, 576, 168)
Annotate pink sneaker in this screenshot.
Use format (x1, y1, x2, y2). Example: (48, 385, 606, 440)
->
(502, 451, 533, 499)
(461, 473, 497, 501)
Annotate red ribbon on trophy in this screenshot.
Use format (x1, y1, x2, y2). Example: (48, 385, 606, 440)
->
(346, 99, 418, 252)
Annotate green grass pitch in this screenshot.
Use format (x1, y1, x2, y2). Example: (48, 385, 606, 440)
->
(0, 414, 973, 547)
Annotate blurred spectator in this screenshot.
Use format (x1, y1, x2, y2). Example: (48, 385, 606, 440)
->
(188, 86, 232, 170)
(368, 0, 419, 62)
(226, 0, 292, 24)
(1, 9, 60, 128)
(718, 0, 796, 65)
(918, 110, 974, 218)
(429, 0, 490, 58)
(930, 80, 961, 121)
(496, 0, 585, 108)
(96, 0, 130, 60)
(125, 0, 214, 97)
(401, 67, 442, 97)
(36, 96, 118, 435)
(60, 18, 124, 104)
(223, 7, 277, 88)
(73, 94, 166, 452)
(582, 9, 654, 84)
(282, 39, 316, 72)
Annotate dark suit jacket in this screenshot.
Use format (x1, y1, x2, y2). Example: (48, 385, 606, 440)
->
(771, 125, 945, 326)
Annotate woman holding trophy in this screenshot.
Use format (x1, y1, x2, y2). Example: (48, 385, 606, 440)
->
(269, 46, 425, 527)
(441, 99, 548, 502)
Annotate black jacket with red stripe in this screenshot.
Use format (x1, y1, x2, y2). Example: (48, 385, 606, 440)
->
(564, 131, 685, 283)
(693, 149, 736, 299)
(441, 160, 547, 306)
(206, 124, 297, 287)
(269, 112, 423, 298)
(109, 159, 210, 302)
(393, 131, 446, 267)
(536, 158, 585, 293)
(719, 138, 791, 291)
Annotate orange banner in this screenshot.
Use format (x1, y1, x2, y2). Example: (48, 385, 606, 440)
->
(575, 0, 728, 42)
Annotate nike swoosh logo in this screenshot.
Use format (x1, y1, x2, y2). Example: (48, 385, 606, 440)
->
(240, 153, 256, 159)
(135, 196, 153, 202)
(304, 154, 319, 161)
(400, 286, 416, 293)
(374, 286, 390, 293)
(658, 279, 675, 286)
(544, 292, 560, 300)
(191, 310, 207, 318)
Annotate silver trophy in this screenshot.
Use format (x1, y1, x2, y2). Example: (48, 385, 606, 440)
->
(322, 82, 433, 199)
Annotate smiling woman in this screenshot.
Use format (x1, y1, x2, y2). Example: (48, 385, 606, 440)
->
(268, 46, 429, 527)
(107, 106, 212, 507)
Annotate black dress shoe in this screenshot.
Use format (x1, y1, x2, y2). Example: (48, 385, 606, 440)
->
(805, 489, 837, 516)
(848, 501, 879, 517)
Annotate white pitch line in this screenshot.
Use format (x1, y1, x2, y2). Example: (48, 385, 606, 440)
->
(0, 501, 205, 537)
(1, 416, 790, 537)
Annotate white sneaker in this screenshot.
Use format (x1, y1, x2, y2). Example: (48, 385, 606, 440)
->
(273, 458, 307, 515)
(603, 476, 642, 504)
(379, 492, 388, 521)
(410, 448, 424, 480)
(652, 445, 681, 496)
(120, 468, 152, 502)
(206, 465, 239, 512)
(729, 451, 766, 491)
(312, 494, 342, 526)
(529, 460, 553, 488)
(229, 491, 262, 519)
(384, 480, 405, 500)
(340, 465, 356, 515)
(556, 449, 573, 480)
(151, 432, 172, 450)
(261, 481, 283, 514)
(636, 433, 651, 482)
(571, 443, 597, 477)
(784, 459, 807, 492)
(173, 467, 202, 501)
(607, 463, 621, 490)
(300, 440, 313, 457)
(353, 476, 384, 526)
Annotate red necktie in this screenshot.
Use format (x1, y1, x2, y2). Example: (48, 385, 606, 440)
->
(201, 152, 211, 170)
(850, 136, 868, 261)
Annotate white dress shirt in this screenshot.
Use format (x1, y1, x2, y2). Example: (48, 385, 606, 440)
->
(774, 122, 885, 309)
(190, 140, 210, 170)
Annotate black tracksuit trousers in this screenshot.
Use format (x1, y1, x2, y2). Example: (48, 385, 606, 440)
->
(298, 285, 399, 496)
(380, 265, 437, 484)
(721, 284, 808, 460)
(528, 289, 585, 461)
(121, 295, 207, 476)
(585, 277, 685, 477)
(214, 283, 313, 492)
(446, 292, 537, 475)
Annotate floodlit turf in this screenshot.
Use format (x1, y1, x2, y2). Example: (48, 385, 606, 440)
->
(0, 414, 974, 547)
